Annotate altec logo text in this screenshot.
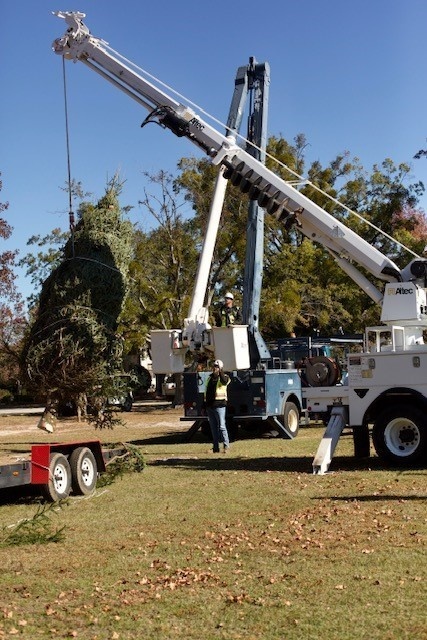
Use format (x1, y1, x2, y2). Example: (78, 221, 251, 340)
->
(387, 287, 414, 295)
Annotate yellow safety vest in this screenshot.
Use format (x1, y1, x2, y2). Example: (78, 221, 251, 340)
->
(205, 376, 229, 401)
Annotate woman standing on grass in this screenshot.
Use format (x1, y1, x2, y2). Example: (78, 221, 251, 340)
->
(204, 359, 230, 453)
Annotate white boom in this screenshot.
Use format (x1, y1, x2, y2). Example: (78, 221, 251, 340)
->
(53, 11, 427, 328)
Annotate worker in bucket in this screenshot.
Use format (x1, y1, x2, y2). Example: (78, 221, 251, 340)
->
(215, 292, 242, 327)
(204, 359, 231, 453)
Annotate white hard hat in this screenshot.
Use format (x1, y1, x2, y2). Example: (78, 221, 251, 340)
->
(214, 359, 223, 368)
(224, 292, 234, 300)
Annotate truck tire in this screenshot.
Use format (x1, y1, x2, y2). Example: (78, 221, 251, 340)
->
(42, 452, 72, 502)
(69, 447, 98, 495)
(284, 401, 300, 437)
(372, 405, 427, 466)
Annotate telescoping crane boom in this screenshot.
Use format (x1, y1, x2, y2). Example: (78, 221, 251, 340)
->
(52, 10, 427, 314)
(53, 12, 427, 472)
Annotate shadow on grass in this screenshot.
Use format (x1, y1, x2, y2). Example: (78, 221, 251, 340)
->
(129, 425, 289, 447)
(147, 453, 388, 474)
(313, 493, 426, 502)
(131, 403, 174, 413)
(0, 485, 43, 506)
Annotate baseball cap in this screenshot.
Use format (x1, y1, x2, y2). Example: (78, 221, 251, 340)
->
(214, 359, 223, 368)
(224, 292, 234, 300)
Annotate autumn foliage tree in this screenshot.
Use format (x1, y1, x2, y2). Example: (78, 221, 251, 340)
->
(174, 136, 427, 338)
(119, 170, 201, 354)
(0, 173, 26, 399)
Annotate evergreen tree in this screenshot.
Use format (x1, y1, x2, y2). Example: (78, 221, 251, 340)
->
(22, 181, 133, 429)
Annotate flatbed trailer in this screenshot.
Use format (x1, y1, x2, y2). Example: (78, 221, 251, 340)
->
(0, 440, 126, 501)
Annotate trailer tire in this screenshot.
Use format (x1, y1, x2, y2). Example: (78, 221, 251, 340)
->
(70, 447, 98, 495)
(42, 453, 72, 502)
(372, 405, 427, 466)
(284, 401, 300, 437)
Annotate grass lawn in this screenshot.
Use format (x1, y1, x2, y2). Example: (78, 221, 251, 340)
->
(0, 409, 425, 639)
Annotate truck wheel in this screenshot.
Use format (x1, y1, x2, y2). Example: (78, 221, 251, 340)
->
(69, 447, 98, 495)
(284, 401, 300, 437)
(372, 405, 426, 466)
(42, 453, 72, 502)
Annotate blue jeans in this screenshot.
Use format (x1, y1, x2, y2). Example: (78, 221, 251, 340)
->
(207, 406, 229, 451)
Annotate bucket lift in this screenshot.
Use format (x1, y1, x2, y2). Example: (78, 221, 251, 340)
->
(151, 57, 272, 373)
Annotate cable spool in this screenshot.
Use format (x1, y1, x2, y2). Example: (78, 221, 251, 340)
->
(305, 356, 341, 387)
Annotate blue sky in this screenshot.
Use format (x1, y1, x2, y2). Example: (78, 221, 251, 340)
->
(1, 0, 426, 301)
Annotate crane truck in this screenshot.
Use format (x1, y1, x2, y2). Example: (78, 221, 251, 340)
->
(179, 57, 364, 444)
(180, 55, 306, 443)
(53, 11, 427, 473)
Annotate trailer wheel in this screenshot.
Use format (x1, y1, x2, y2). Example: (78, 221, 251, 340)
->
(42, 453, 72, 502)
(69, 447, 98, 495)
(284, 401, 300, 437)
(372, 405, 427, 466)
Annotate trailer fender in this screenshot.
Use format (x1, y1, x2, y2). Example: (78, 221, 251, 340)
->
(30, 440, 105, 485)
